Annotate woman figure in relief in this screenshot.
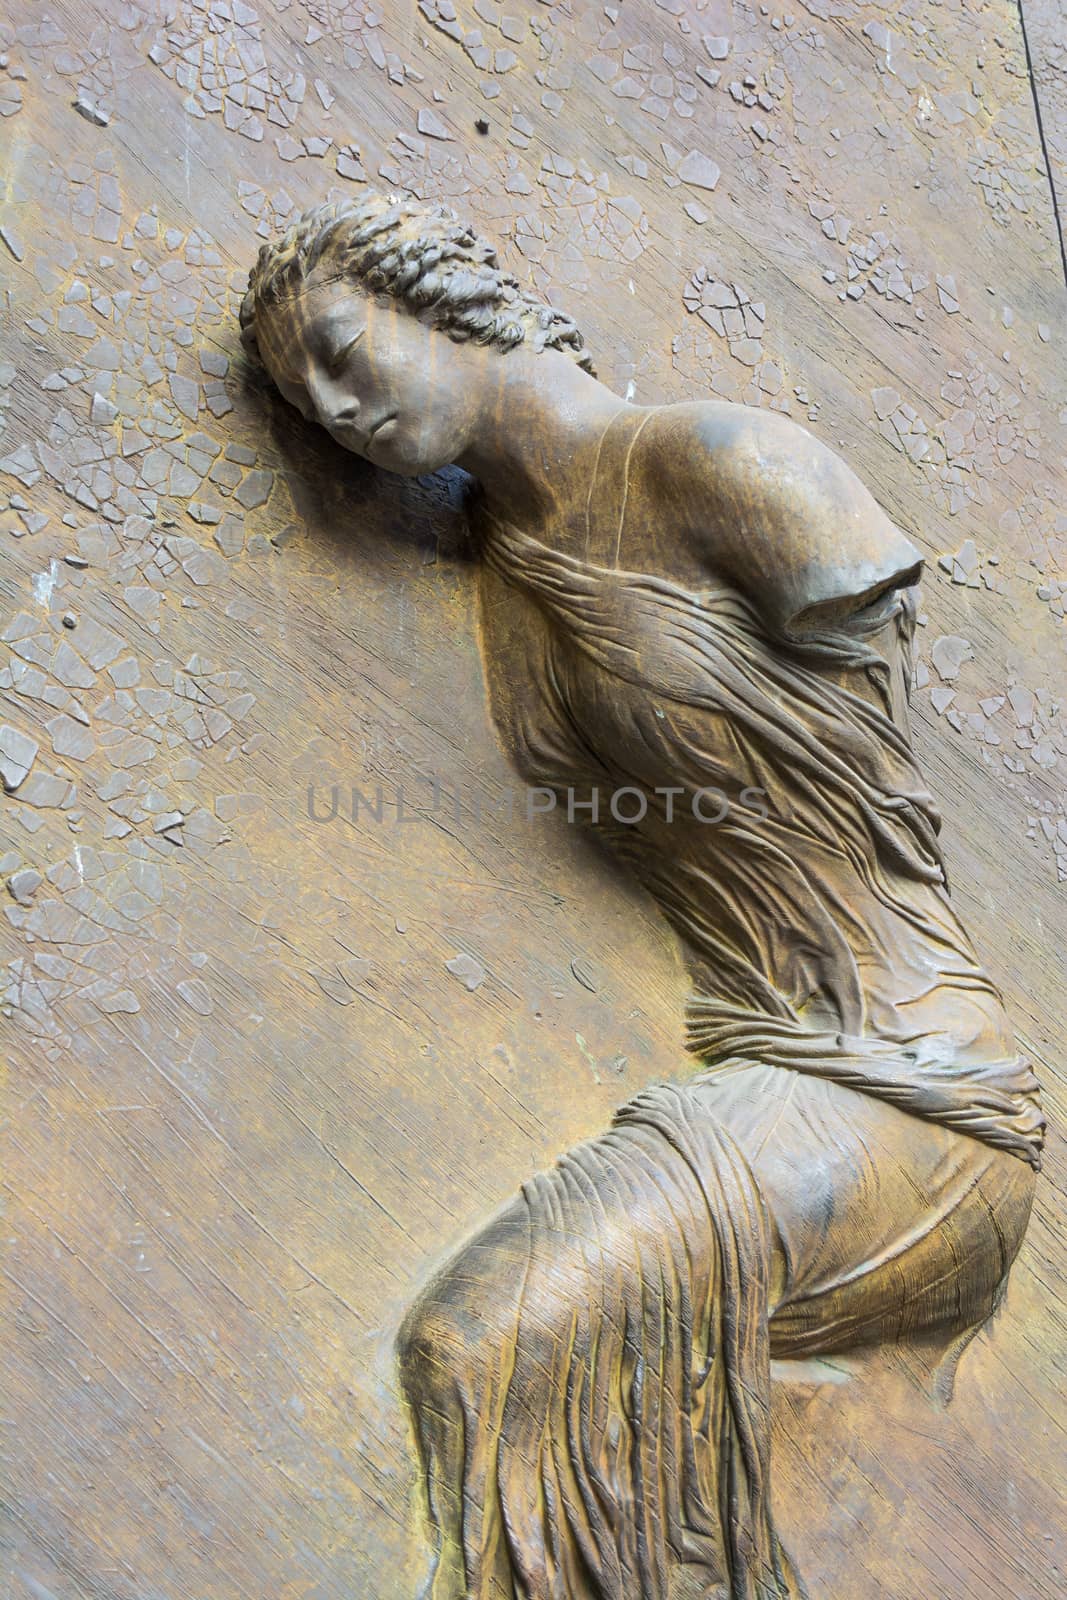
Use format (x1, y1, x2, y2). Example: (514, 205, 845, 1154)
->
(241, 193, 1041, 1600)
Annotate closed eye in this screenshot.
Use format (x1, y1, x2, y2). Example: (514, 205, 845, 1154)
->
(328, 328, 365, 372)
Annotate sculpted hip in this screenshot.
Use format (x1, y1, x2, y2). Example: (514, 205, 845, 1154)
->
(690, 1060, 1036, 1354)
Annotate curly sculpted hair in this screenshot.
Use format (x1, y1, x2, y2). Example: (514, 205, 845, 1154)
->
(240, 191, 595, 375)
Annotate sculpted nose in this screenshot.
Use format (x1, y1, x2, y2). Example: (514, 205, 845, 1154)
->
(305, 371, 357, 427)
(329, 402, 361, 425)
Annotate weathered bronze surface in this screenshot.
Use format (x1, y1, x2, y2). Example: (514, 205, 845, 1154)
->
(243, 192, 1044, 1597)
(2, 2, 1065, 1597)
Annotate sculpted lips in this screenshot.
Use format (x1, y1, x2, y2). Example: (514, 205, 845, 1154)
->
(322, 412, 397, 451)
(363, 412, 397, 449)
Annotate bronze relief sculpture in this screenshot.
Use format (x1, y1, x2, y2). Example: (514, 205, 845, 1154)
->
(241, 195, 1044, 1600)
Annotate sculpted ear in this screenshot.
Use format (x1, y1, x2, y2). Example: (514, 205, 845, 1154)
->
(238, 290, 260, 360)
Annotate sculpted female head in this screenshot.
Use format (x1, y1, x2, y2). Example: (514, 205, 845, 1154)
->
(241, 191, 595, 475)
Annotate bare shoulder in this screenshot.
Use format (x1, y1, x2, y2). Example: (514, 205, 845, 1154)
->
(640, 400, 924, 632)
(644, 399, 878, 525)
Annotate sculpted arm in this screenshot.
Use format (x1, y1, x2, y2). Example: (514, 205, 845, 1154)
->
(649, 402, 925, 634)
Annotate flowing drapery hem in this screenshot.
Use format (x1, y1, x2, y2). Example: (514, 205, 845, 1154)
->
(400, 1081, 809, 1599)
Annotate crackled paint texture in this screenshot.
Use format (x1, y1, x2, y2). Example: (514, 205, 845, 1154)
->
(0, 2, 1065, 1598)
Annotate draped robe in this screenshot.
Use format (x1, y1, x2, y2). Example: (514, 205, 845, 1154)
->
(399, 414, 1043, 1600)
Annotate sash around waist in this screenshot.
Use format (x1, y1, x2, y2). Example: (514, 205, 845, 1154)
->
(686, 997, 1045, 1169)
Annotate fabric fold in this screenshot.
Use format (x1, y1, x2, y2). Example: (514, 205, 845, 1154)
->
(685, 1001, 1044, 1170)
(400, 1083, 808, 1599)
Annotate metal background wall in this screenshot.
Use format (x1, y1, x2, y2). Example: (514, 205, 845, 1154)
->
(1, 1, 1064, 1595)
